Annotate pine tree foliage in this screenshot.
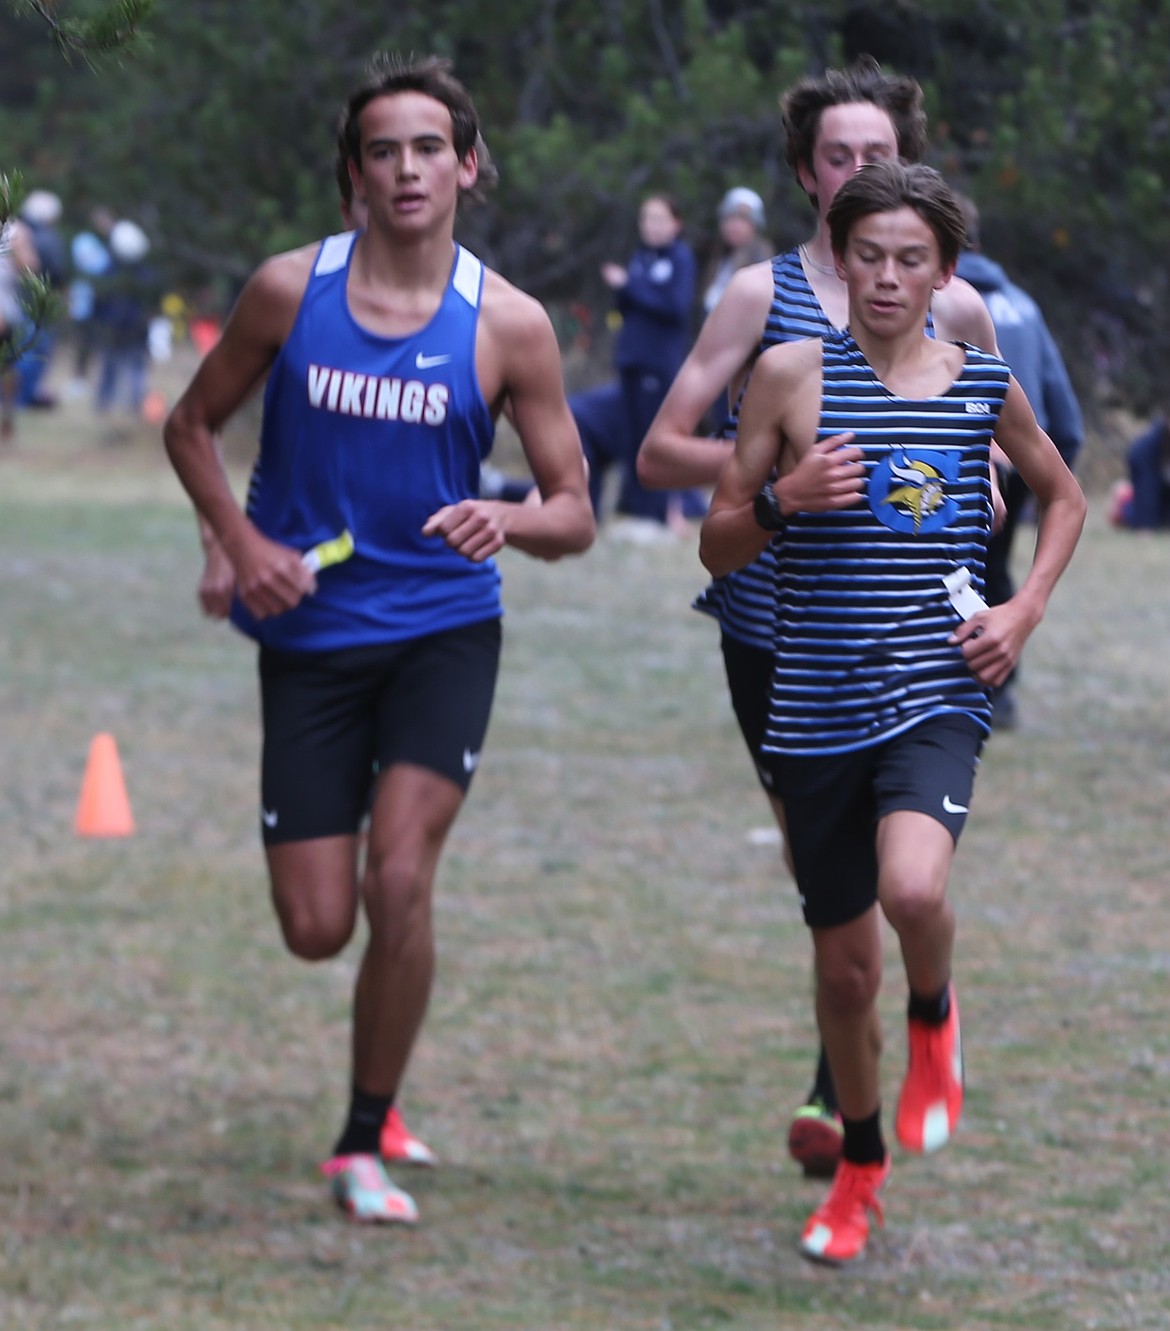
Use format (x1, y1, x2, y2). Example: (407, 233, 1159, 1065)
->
(11, 0, 153, 61)
(2, 0, 151, 363)
(2, 0, 1168, 405)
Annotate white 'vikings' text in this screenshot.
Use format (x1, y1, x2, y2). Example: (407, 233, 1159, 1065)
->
(307, 365, 450, 424)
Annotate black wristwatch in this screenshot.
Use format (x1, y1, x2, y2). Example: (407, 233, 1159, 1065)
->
(753, 482, 787, 532)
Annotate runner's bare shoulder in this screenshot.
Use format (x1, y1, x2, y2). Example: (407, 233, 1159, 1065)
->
(231, 242, 321, 348)
(477, 267, 559, 380)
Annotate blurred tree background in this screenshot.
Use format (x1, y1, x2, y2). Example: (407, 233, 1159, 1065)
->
(1, 0, 151, 354)
(3, 0, 1169, 427)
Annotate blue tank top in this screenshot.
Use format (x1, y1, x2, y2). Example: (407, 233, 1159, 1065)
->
(761, 329, 1007, 756)
(231, 234, 501, 651)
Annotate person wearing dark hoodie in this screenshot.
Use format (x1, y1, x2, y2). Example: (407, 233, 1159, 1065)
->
(955, 194, 1083, 730)
(603, 193, 698, 527)
(1110, 415, 1170, 531)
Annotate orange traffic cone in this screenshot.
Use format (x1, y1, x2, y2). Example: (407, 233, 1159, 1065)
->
(189, 317, 221, 357)
(141, 390, 167, 425)
(74, 732, 136, 838)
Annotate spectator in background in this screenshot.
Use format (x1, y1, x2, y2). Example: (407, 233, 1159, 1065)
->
(15, 189, 68, 409)
(700, 187, 773, 435)
(1, 213, 40, 441)
(955, 193, 1084, 731)
(66, 206, 116, 398)
(577, 193, 698, 532)
(702, 187, 772, 318)
(1110, 414, 1170, 531)
(93, 219, 157, 421)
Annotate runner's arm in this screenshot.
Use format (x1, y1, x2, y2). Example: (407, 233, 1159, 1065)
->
(423, 286, 594, 562)
(935, 277, 1009, 525)
(639, 262, 864, 513)
(638, 263, 772, 488)
(164, 255, 318, 617)
(950, 376, 1086, 686)
(700, 344, 803, 576)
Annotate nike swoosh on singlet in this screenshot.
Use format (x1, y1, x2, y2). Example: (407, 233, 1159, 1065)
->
(416, 352, 452, 369)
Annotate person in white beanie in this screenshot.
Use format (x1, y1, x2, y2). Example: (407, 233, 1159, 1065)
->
(699, 187, 774, 432)
(702, 186, 772, 318)
(93, 218, 157, 419)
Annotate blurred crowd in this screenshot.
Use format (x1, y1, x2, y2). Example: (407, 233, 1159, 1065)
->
(1, 188, 170, 441)
(2, 180, 1163, 549)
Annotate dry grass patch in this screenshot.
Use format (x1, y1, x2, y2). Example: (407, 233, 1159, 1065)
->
(1, 414, 1168, 1329)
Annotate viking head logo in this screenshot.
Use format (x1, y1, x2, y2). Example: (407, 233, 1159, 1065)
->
(880, 453, 947, 532)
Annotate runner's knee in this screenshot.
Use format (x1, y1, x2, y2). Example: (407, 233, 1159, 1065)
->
(880, 867, 948, 935)
(362, 850, 434, 941)
(275, 892, 357, 960)
(816, 945, 881, 1014)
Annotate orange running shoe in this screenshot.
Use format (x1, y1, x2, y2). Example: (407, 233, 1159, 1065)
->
(787, 1097, 844, 1178)
(321, 1153, 419, 1224)
(895, 985, 963, 1154)
(380, 1105, 438, 1167)
(799, 1155, 891, 1264)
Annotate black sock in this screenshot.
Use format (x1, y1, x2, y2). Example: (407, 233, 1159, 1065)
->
(332, 1086, 394, 1158)
(809, 1045, 838, 1114)
(841, 1107, 886, 1166)
(907, 982, 951, 1027)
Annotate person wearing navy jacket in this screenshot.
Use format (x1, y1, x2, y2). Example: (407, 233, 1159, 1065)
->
(603, 193, 697, 524)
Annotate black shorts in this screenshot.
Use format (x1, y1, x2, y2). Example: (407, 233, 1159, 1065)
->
(758, 714, 985, 930)
(257, 617, 501, 845)
(720, 632, 773, 789)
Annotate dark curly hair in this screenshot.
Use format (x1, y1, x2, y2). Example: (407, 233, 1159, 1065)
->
(781, 55, 928, 184)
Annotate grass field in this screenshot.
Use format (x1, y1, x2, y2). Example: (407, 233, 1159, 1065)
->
(1, 389, 1168, 1330)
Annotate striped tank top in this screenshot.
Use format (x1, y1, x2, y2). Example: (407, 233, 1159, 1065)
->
(761, 329, 1008, 757)
(694, 248, 939, 650)
(692, 249, 837, 649)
